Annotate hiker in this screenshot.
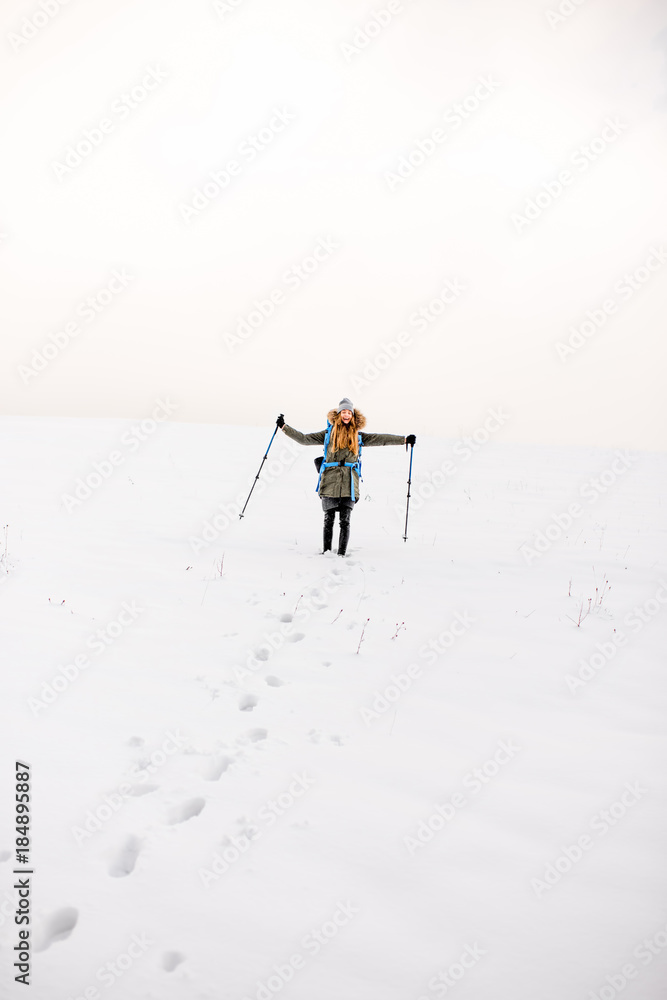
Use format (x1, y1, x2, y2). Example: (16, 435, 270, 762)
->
(277, 398, 415, 555)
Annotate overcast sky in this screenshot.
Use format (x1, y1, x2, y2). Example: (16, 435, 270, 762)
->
(1, 0, 666, 448)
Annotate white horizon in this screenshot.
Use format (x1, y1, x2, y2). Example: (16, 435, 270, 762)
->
(1, 0, 666, 450)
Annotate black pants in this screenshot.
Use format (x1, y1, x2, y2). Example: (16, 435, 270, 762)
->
(322, 498, 355, 555)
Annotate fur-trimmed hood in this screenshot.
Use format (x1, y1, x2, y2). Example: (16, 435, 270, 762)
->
(327, 408, 367, 430)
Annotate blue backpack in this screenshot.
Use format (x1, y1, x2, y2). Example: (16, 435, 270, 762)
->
(314, 422, 363, 500)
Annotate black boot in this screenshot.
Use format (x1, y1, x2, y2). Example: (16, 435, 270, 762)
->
(338, 507, 351, 556)
(323, 510, 335, 553)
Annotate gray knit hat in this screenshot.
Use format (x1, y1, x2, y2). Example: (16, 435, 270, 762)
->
(336, 397, 354, 413)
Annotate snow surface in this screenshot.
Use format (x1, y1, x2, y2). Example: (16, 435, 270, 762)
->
(1, 415, 666, 1000)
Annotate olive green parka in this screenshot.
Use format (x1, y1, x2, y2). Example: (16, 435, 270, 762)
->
(282, 408, 404, 499)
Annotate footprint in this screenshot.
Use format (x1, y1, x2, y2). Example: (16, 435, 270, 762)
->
(254, 648, 270, 662)
(287, 632, 305, 643)
(206, 755, 234, 781)
(109, 836, 142, 877)
(34, 907, 78, 952)
(279, 613, 293, 623)
(0, 849, 10, 862)
(291, 819, 311, 830)
(308, 729, 345, 746)
(162, 950, 185, 972)
(234, 816, 260, 841)
(246, 728, 268, 743)
(127, 736, 145, 747)
(239, 694, 258, 712)
(265, 676, 283, 687)
(128, 783, 158, 797)
(168, 797, 205, 825)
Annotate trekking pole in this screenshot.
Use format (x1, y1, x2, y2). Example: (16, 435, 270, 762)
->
(239, 415, 283, 519)
(403, 441, 414, 542)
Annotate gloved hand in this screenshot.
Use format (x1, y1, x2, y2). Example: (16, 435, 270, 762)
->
(405, 434, 416, 447)
(276, 414, 285, 428)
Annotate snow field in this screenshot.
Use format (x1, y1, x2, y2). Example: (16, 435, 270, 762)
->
(0, 415, 665, 999)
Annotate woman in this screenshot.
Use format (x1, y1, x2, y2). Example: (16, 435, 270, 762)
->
(278, 398, 415, 556)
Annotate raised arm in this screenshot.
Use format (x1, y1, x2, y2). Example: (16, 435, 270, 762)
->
(281, 422, 327, 446)
(361, 432, 407, 446)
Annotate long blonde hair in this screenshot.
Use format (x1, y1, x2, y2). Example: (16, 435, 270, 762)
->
(328, 411, 359, 457)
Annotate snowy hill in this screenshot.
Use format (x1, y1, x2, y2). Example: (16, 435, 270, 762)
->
(1, 415, 665, 1000)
